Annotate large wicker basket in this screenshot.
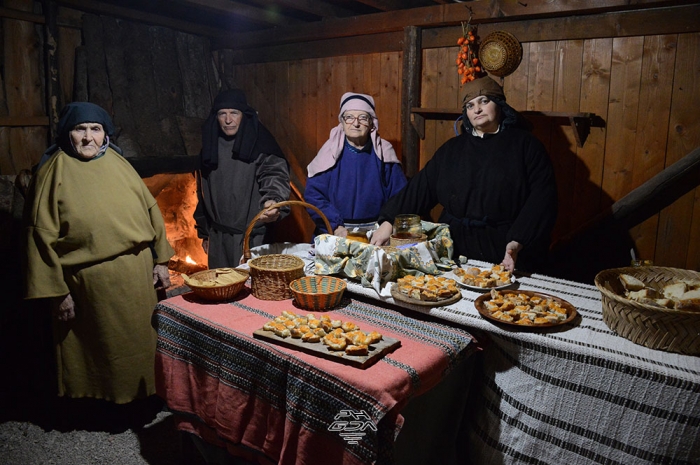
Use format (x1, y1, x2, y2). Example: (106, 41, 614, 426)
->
(289, 276, 347, 311)
(594, 266, 700, 355)
(186, 268, 249, 302)
(243, 200, 332, 301)
(478, 31, 523, 77)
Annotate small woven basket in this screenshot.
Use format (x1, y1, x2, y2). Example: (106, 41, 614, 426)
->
(289, 276, 347, 311)
(243, 200, 332, 301)
(390, 233, 427, 247)
(594, 266, 700, 355)
(186, 268, 249, 302)
(479, 31, 523, 77)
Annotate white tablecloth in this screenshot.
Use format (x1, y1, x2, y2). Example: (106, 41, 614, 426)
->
(346, 259, 700, 465)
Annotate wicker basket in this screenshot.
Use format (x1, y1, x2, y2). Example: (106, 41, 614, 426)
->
(186, 268, 249, 302)
(389, 233, 427, 247)
(594, 266, 700, 355)
(478, 31, 523, 77)
(243, 200, 332, 301)
(289, 276, 347, 311)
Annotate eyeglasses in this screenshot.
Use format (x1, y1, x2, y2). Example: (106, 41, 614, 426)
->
(342, 114, 371, 124)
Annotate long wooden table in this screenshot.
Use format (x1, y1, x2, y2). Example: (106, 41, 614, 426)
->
(153, 290, 477, 465)
(346, 259, 700, 465)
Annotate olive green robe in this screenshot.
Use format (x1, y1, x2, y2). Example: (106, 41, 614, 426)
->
(24, 148, 174, 404)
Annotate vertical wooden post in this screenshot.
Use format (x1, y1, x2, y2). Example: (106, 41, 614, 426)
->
(401, 26, 422, 178)
(42, 0, 61, 141)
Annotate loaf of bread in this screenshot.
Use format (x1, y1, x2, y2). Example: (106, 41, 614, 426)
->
(619, 274, 645, 291)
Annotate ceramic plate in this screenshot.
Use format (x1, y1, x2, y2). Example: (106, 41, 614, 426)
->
(448, 267, 517, 292)
(390, 283, 462, 307)
(474, 290, 577, 329)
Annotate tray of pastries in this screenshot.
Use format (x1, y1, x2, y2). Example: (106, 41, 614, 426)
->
(253, 310, 400, 368)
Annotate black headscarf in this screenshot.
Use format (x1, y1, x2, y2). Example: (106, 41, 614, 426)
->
(36, 102, 120, 171)
(200, 89, 285, 170)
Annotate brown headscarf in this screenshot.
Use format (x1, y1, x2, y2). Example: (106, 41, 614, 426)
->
(461, 76, 506, 104)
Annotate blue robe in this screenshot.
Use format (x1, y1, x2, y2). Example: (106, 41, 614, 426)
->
(305, 140, 407, 233)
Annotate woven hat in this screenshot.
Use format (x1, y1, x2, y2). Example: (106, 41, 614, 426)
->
(479, 31, 523, 77)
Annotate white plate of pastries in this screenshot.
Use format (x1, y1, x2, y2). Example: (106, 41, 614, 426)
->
(452, 264, 516, 292)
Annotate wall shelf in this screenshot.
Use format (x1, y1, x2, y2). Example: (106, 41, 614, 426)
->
(410, 107, 605, 147)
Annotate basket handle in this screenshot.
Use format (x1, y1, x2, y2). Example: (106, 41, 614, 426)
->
(242, 200, 332, 261)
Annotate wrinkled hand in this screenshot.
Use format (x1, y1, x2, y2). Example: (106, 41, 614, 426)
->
(201, 238, 209, 254)
(153, 264, 171, 290)
(53, 294, 76, 322)
(257, 200, 281, 224)
(369, 222, 393, 246)
(334, 225, 348, 238)
(501, 241, 522, 272)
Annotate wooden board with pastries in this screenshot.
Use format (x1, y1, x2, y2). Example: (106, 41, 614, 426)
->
(252, 311, 400, 369)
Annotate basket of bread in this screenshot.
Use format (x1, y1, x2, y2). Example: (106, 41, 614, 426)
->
(594, 266, 700, 355)
(182, 267, 249, 302)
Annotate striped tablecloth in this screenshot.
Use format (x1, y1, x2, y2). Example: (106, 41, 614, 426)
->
(153, 291, 476, 465)
(345, 260, 700, 465)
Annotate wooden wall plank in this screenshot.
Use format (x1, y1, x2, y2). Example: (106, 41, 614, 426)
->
(630, 34, 678, 261)
(0, 128, 10, 175)
(1, 2, 48, 173)
(550, 39, 584, 240)
(9, 127, 46, 173)
(315, 57, 333, 164)
(527, 41, 556, 112)
(657, 32, 700, 269)
(82, 15, 112, 113)
(57, 25, 82, 105)
(99, 16, 139, 154)
(572, 38, 612, 232)
(150, 26, 187, 157)
(176, 31, 214, 120)
(527, 42, 556, 176)
(377, 52, 401, 154)
(601, 36, 645, 206)
(365, 53, 382, 100)
(503, 41, 530, 112)
(419, 48, 438, 171)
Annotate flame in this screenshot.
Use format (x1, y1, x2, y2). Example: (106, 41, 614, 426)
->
(185, 255, 196, 265)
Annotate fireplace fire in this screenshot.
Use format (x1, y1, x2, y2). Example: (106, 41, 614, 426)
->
(142, 173, 208, 288)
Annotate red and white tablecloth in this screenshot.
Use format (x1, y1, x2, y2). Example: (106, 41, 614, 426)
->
(153, 291, 476, 465)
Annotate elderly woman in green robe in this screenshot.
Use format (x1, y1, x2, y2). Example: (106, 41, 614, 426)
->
(23, 102, 174, 406)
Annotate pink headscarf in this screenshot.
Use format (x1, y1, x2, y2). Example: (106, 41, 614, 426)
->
(307, 92, 400, 177)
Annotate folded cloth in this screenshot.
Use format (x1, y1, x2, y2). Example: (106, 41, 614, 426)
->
(314, 221, 455, 294)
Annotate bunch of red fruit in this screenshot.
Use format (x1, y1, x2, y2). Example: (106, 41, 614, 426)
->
(456, 23, 482, 85)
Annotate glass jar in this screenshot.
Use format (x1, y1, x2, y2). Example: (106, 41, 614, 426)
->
(393, 214, 422, 239)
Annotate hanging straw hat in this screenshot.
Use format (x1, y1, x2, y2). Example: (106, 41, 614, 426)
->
(478, 31, 523, 77)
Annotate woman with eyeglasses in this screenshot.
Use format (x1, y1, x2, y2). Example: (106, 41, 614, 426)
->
(370, 76, 558, 273)
(305, 92, 407, 240)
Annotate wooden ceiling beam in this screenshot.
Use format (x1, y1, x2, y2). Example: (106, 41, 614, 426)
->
(354, 0, 433, 12)
(173, 0, 304, 26)
(212, 0, 688, 49)
(57, 0, 228, 36)
(252, 0, 358, 18)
